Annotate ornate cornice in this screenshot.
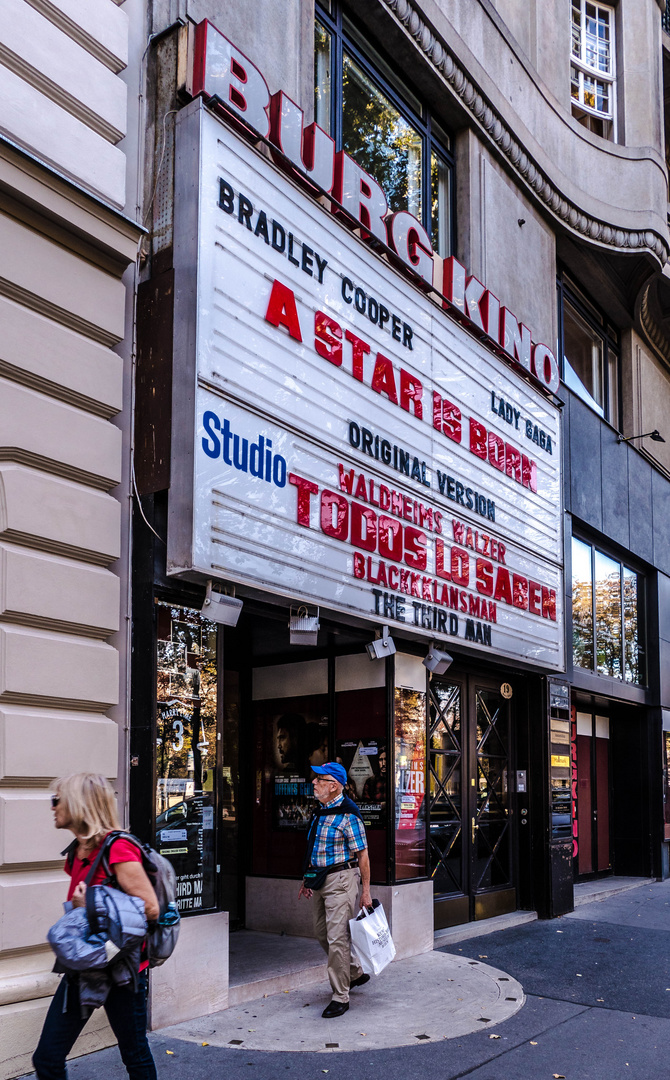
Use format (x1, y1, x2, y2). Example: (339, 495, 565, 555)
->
(382, 0, 669, 266)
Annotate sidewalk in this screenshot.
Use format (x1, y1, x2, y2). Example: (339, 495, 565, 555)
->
(19, 877, 670, 1080)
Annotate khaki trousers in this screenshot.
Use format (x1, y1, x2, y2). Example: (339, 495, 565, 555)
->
(313, 868, 363, 1003)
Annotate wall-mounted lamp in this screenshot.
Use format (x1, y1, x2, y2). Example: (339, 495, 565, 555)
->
(289, 605, 320, 646)
(422, 643, 454, 675)
(366, 625, 396, 661)
(201, 580, 243, 626)
(617, 429, 665, 444)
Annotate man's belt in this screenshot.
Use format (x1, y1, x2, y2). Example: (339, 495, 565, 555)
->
(319, 858, 359, 876)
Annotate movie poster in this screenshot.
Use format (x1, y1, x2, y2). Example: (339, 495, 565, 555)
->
(336, 739, 387, 828)
(394, 687, 427, 878)
(264, 701, 329, 829)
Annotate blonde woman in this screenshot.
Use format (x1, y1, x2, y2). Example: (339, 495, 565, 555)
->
(32, 773, 159, 1080)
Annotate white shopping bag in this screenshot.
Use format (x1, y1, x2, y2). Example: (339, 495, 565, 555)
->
(349, 899, 396, 976)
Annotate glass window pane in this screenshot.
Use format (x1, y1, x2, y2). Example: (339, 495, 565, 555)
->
(594, 550, 622, 677)
(571, 2, 582, 58)
(563, 300, 605, 415)
(431, 151, 451, 256)
(607, 348, 619, 428)
(343, 14, 423, 117)
(623, 566, 640, 684)
(156, 603, 219, 914)
(314, 21, 332, 135)
(342, 51, 423, 218)
(395, 687, 427, 880)
(572, 537, 594, 669)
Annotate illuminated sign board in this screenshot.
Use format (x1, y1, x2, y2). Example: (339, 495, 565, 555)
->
(168, 101, 564, 670)
(188, 20, 560, 399)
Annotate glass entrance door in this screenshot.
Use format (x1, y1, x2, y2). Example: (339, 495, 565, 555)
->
(429, 677, 515, 928)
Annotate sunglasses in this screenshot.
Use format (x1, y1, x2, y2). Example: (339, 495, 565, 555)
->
(51, 795, 60, 808)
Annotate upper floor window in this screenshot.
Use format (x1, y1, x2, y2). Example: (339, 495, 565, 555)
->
(570, 1, 616, 140)
(572, 537, 645, 685)
(558, 275, 620, 427)
(315, 1, 453, 257)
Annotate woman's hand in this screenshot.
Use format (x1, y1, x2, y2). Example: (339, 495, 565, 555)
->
(113, 861, 160, 921)
(71, 882, 87, 908)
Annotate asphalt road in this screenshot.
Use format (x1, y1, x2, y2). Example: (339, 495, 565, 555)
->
(21, 880, 670, 1080)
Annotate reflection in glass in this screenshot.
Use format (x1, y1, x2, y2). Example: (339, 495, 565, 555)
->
(431, 151, 450, 257)
(156, 603, 218, 913)
(314, 20, 332, 134)
(623, 566, 639, 684)
(429, 683, 462, 895)
(342, 51, 422, 219)
(563, 300, 605, 416)
(595, 549, 621, 677)
(572, 537, 594, 670)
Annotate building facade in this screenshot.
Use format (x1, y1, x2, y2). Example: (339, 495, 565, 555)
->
(3, 0, 670, 1075)
(0, 0, 143, 1075)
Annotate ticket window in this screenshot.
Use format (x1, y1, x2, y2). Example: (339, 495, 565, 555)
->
(251, 659, 329, 878)
(250, 655, 391, 883)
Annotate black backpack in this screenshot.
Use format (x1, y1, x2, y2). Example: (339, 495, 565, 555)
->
(66, 831, 181, 968)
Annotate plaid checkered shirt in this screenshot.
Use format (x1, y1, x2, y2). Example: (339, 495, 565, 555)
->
(310, 793, 368, 867)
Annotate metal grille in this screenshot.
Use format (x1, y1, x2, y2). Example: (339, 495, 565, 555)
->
(428, 683, 463, 895)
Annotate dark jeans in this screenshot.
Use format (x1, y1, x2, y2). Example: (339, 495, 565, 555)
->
(32, 971, 157, 1080)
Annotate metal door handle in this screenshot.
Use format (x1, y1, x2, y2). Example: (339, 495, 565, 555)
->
(471, 817, 476, 843)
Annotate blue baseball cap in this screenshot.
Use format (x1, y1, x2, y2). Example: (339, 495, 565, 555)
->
(312, 762, 348, 786)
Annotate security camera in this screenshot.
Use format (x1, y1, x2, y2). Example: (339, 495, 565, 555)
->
(201, 580, 243, 626)
(366, 626, 396, 660)
(422, 643, 453, 675)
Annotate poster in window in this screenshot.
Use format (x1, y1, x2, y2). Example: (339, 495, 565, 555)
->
(262, 704, 328, 829)
(394, 687, 427, 879)
(155, 603, 218, 912)
(336, 739, 387, 827)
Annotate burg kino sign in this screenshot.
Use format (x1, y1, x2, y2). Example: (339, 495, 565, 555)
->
(168, 22, 565, 671)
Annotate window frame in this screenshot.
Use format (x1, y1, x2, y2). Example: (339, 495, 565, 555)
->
(557, 273, 621, 429)
(570, 0, 617, 139)
(570, 534, 647, 688)
(315, 0, 455, 257)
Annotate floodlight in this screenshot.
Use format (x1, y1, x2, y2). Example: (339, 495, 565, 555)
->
(422, 643, 453, 675)
(366, 625, 396, 661)
(289, 605, 320, 646)
(201, 579, 243, 626)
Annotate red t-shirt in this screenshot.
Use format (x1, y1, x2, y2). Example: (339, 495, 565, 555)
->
(65, 834, 149, 970)
(65, 836, 141, 900)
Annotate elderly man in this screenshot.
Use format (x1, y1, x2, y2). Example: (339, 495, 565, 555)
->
(298, 761, 373, 1017)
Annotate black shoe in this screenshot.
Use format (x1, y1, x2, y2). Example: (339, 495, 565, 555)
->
(350, 974, 370, 988)
(322, 1000, 349, 1018)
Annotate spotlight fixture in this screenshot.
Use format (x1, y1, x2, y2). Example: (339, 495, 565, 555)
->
(201, 579, 243, 626)
(366, 625, 396, 661)
(289, 605, 320, 646)
(617, 429, 665, 444)
(422, 642, 454, 675)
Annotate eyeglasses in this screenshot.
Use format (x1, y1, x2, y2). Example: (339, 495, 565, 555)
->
(51, 795, 60, 808)
(313, 777, 334, 785)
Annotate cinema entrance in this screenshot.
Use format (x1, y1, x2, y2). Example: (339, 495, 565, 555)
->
(429, 672, 519, 929)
